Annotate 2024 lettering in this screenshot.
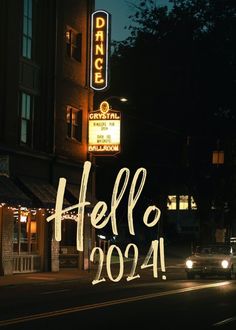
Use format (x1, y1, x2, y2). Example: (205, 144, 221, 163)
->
(91, 239, 166, 285)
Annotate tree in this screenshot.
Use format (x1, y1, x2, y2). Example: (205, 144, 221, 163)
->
(96, 0, 236, 244)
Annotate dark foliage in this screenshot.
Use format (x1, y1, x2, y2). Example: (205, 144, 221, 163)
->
(95, 0, 236, 243)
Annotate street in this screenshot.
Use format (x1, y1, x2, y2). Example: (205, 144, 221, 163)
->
(0, 260, 236, 329)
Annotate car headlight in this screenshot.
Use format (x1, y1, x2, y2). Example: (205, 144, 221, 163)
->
(186, 259, 193, 269)
(221, 260, 229, 269)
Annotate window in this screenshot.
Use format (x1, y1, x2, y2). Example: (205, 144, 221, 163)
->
(13, 208, 38, 253)
(61, 219, 76, 247)
(22, 0, 33, 59)
(20, 92, 33, 145)
(67, 106, 82, 141)
(167, 195, 198, 210)
(167, 195, 177, 210)
(66, 28, 82, 62)
(190, 196, 197, 210)
(179, 195, 189, 210)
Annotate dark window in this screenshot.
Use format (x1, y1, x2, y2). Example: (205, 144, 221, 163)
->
(61, 219, 76, 247)
(22, 0, 33, 59)
(67, 106, 82, 142)
(66, 28, 82, 62)
(20, 92, 33, 145)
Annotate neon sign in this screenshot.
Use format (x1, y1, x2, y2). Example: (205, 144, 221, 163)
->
(90, 10, 110, 91)
(88, 101, 121, 155)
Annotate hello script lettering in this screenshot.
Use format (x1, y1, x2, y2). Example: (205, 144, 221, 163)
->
(46, 161, 166, 283)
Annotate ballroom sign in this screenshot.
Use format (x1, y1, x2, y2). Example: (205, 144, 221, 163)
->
(88, 101, 121, 155)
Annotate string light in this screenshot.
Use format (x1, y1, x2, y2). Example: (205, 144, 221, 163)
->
(0, 203, 91, 226)
(0, 202, 91, 219)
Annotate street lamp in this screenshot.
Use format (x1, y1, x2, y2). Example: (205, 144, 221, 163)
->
(101, 96, 128, 109)
(94, 96, 128, 113)
(94, 91, 129, 110)
(104, 96, 128, 103)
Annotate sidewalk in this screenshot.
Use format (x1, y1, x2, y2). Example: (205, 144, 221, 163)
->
(0, 267, 95, 287)
(0, 251, 186, 287)
(0, 258, 132, 287)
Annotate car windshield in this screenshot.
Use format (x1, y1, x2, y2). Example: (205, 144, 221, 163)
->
(195, 245, 231, 255)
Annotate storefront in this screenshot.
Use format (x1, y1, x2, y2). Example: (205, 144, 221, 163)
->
(0, 175, 40, 275)
(0, 174, 96, 275)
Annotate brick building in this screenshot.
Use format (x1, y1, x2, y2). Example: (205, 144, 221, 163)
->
(0, 0, 96, 275)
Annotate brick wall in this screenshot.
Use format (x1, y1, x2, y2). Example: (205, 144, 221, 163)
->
(51, 223, 60, 272)
(0, 207, 13, 275)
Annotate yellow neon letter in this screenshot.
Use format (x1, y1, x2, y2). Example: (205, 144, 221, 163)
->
(95, 58, 103, 70)
(96, 17, 105, 28)
(95, 31, 104, 42)
(95, 43, 104, 55)
(95, 72, 104, 84)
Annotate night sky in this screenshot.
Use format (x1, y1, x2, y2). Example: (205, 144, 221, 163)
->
(95, 0, 172, 41)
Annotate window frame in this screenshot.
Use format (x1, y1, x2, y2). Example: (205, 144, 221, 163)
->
(66, 26, 82, 62)
(66, 106, 82, 142)
(13, 208, 38, 254)
(22, 0, 33, 59)
(20, 92, 34, 146)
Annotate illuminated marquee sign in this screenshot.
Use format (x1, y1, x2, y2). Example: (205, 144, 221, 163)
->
(90, 10, 110, 91)
(88, 101, 121, 155)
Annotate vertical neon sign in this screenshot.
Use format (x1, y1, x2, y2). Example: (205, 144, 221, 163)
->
(90, 10, 110, 91)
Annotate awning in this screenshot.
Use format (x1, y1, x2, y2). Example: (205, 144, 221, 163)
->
(0, 175, 32, 206)
(66, 183, 98, 208)
(18, 176, 70, 209)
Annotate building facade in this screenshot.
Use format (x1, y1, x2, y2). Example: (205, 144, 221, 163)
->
(0, 0, 95, 275)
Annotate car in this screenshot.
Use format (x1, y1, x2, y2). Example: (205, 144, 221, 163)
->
(185, 244, 236, 280)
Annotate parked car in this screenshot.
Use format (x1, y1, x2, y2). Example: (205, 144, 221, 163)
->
(185, 244, 236, 280)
